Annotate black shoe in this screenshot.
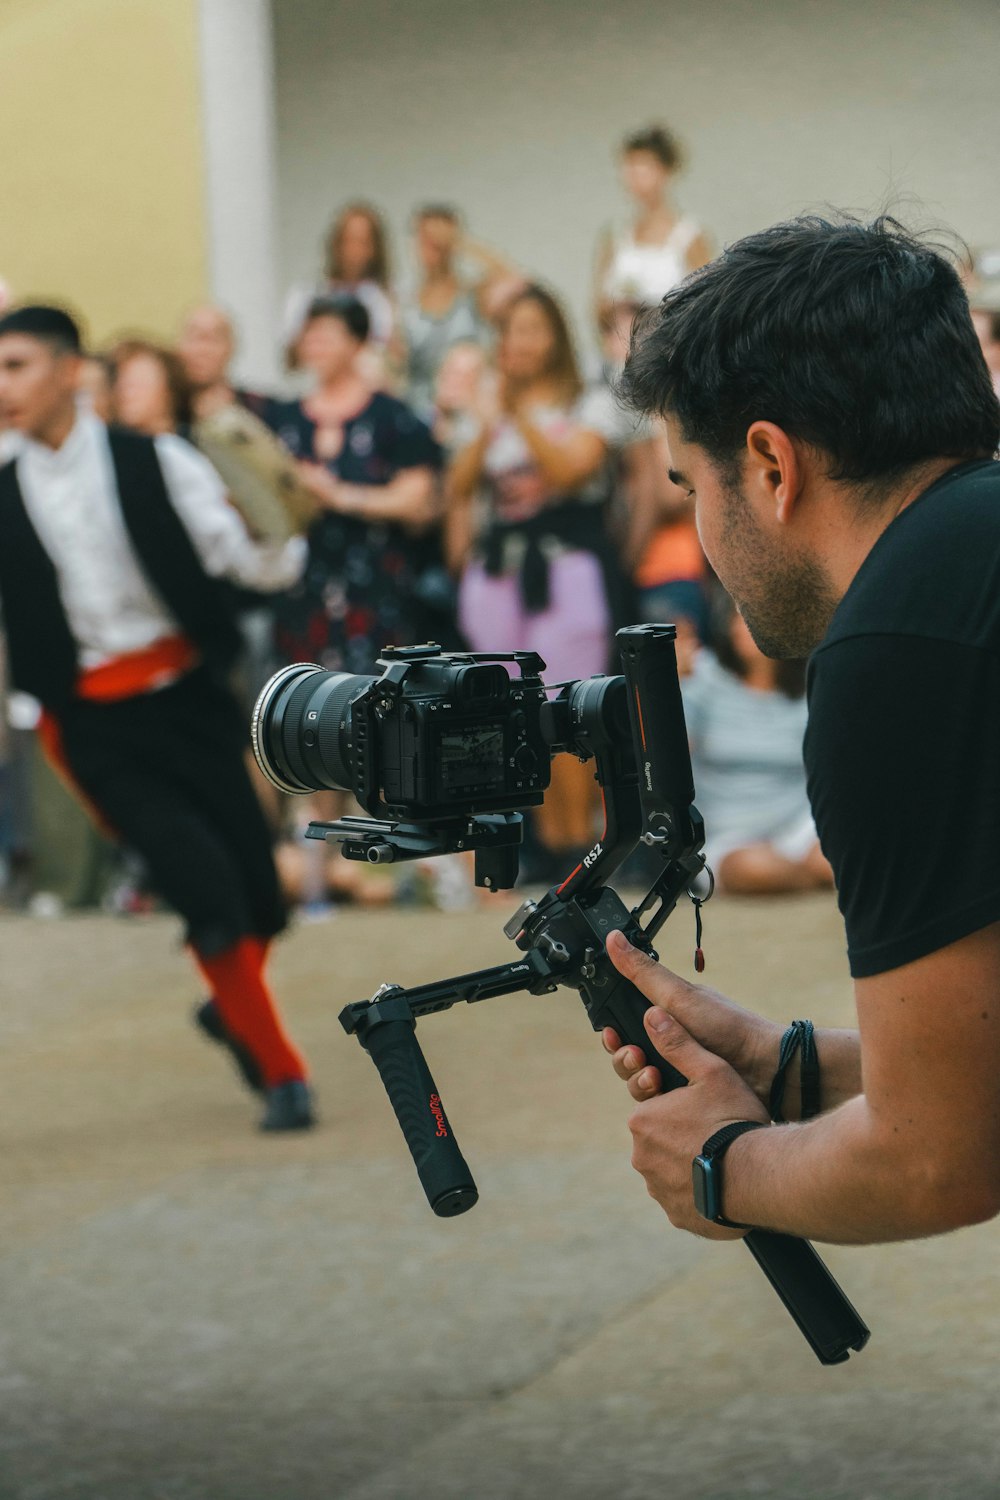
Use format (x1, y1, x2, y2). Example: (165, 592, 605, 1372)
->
(194, 998, 265, 1095)
(259, 1079, 316, 1132)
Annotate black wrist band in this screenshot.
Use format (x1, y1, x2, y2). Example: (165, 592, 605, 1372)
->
(769, 1020, 820, 1122)
(693, 1119, 770, 1228)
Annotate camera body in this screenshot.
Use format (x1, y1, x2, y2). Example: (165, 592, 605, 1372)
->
(350, 645, 552, 821)
(252, 644, 552, 825)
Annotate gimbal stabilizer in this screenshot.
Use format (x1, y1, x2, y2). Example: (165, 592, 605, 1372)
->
(321, 626, 870, 1365)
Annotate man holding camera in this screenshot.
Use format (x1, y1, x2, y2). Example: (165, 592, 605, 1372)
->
(604, 216, 1000, 1244)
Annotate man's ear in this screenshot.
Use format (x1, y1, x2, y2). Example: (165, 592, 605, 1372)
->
(744, 422, 803, 525)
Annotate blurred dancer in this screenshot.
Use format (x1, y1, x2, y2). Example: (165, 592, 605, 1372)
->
(594, 125, 711, 333)
(0, 305, 314, 1130)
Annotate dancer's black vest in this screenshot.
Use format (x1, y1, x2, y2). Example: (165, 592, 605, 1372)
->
(0, 426, 241, 713)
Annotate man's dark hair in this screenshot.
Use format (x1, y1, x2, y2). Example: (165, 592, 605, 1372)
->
(305, 294, 370, 344)
(621, 214, 1000, 494)
(0, 304, 83, 354)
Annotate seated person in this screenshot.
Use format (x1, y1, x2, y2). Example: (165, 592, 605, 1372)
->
(682, 595, 832, 894)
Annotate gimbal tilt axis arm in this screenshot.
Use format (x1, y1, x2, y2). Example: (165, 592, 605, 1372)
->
(337, 626, 870, 1365)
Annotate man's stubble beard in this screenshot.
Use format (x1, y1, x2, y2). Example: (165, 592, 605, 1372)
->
(717, 478, 839, 659)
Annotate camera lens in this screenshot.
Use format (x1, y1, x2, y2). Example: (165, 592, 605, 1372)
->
(251, 664, 379, 795)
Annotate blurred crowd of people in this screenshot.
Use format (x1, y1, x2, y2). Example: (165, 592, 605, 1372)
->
(3, 122, 999, 922)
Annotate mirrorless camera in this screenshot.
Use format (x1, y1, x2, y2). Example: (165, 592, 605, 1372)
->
(251, 644, 552, 824)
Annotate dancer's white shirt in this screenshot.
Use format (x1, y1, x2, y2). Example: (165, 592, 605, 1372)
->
(13, 414, 305, 669)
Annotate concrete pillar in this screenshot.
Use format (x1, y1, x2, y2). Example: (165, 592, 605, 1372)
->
(196, 0, 280, 386)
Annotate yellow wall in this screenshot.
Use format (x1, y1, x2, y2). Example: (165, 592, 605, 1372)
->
(0, 0, 208, 348)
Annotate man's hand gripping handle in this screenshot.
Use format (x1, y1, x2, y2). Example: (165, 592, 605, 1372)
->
(586, 946, 869, 1365)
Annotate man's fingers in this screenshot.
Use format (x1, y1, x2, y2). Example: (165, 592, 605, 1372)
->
(611, 1044, 646, 1079)
(606, 929, 691, 1008)
(602, 1028, 662, 1096)
(603, 1029, 664, 1092)
(601, 1026, 623, 1055)
(628, 1067, 661, 1100)
(642, 1004, 720, 1082)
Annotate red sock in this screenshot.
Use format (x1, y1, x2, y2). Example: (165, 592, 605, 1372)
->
(193, 937, 307, 1088)
(247, 936, 272, 971)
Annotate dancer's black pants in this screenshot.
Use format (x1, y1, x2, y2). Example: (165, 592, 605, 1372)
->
(57, 669, 286, 953)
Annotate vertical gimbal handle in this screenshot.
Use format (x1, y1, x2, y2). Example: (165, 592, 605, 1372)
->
(356, 991, 478, 1218)
(589, 963, 870, 1364)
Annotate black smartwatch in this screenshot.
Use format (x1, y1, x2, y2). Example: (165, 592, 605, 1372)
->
(692, 1120, 769, 1228)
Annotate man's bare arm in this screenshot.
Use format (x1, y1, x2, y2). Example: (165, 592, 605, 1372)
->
(612, 923, 1000, 1244)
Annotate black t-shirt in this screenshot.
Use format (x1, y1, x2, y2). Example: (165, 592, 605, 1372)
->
(804, 458, 1000, 977)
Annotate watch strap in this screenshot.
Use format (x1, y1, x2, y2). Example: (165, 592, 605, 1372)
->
(694, 1119, 769, 1229)
(700, 1118, 770, 1161)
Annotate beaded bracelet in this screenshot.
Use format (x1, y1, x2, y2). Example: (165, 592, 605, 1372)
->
(768, 1019, 820, 1122)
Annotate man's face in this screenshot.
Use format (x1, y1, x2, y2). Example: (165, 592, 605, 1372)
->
(177, 307, 233, 389)
(662, 415, 837, 658)
(0, 334, 79, 440)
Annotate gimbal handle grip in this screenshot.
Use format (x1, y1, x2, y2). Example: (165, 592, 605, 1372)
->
(362, 999, 479, 1218)
(594, 968, 869, 1365)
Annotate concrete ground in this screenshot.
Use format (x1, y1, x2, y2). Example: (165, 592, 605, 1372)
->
(2, 891, 998, 1500)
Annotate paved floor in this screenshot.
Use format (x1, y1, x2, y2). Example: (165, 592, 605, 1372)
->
(2, 892, 998, 1499)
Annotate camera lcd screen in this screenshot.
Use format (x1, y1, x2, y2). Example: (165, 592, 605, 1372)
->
(439, 723, 505, 792)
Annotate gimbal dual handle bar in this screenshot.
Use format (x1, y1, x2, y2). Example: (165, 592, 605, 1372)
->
(614, 625, 869, 1364)
(343, 961, 544, 1217)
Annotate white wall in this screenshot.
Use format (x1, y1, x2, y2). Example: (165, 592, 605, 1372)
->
(272, 0, 1000, 364)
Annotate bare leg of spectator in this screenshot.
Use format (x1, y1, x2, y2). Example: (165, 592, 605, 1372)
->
(717, 840, 833, 895)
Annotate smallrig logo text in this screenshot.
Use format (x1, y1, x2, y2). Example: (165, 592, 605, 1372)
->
(429, 1093, 448, 1138)
(644, 761, 653, 791)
